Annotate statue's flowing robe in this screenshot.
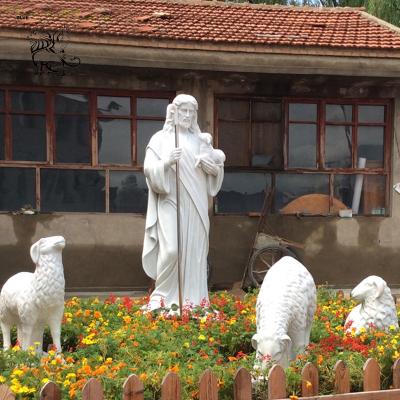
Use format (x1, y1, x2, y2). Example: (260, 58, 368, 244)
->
(142, 129, 224, 310)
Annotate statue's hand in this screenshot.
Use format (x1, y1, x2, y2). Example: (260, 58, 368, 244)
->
(200, 157, 219, 176)
(165, 147, 182, 168)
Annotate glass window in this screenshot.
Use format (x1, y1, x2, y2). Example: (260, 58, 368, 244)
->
(110, 171, 148, 213)
(251, 122, 282, 168)
(137, 98, 169, 118)
(55, 93, 89, 114)
(275, 174, 329, 214)
(357, 126, 384, 167)
(218, 100, 250, 120)
(219, 121, 249, 166)
(252, 102, 281, 121)
(0, 168, 35, 211)
(0, 115, 4, 160)
(326, 104, 352, 123)
(136, 120, 164, 165)
(289, 103, 317, 122)
(216, 172, 271, 213)
(325, 126, 352, 168)
(0, 90, 4, 110)
(11, 91, 45, 112)
(288, 124, 317, 168)
(12, 115, 46, 161)
(41, 169, 105, 212)
(98, 119, 131, 164)
(55, 116, 90, 163)
(97, 96, 130, 116)
(358, 105, 385, 123)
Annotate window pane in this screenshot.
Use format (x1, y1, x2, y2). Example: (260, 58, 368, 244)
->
(326, 104, 352, 123)
(0, 115, 4, 160)
(325, 126, 352, 168)
(275, 174, 329, 214)
(358, 105, 385, 123)
(98, 119, 131, 164)
(137, 120, 164, 165)
(218, 100, 250, 120)
(55, 116, 90, 163)
(97, 96, 130, 116)
(251, 122, 282, 168)
(12, 115, 46, 161)
(288, 124, 317, 168)
(252, 102, 281, 121)
(357, 126, 384, 167)
(11, 91, 45, 112)
(0, 90, 4, 110)
(289, 103, 317, 122)
(215, 172, 271, 213)
(219, 121, 249, 166)
(136, 98, 169, 118)
(110, 171, 148, 213)
(41, 169, 105, 212)
(55, 93, 89, 114)
(0, 168, 35, 211)
(334, 174, 386, 215)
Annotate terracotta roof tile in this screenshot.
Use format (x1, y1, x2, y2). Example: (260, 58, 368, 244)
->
(0, 0, 400, 51)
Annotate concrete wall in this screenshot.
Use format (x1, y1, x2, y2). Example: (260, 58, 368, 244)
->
(0, 61, 399, 291)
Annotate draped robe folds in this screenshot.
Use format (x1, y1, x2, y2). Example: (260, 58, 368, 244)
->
(142, 129, 224, 310)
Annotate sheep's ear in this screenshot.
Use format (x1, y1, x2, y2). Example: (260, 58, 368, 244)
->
(280, 335, 292, 351)
(251, 333, 260, 350)
(373, 279, 385, 298)
(30, 239, 41, 264)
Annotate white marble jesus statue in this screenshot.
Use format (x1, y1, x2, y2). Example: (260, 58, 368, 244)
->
(142, 94, 225, 311)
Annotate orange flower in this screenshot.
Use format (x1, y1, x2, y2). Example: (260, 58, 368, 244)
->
(169, 365, 179, 373)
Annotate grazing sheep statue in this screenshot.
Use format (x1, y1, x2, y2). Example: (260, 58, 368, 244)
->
(0, 236, 66, 352)
(345, 275, 399, 333)
(252, 256, 316, 370)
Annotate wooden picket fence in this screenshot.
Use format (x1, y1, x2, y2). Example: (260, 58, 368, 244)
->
(0, 358, 399, 399)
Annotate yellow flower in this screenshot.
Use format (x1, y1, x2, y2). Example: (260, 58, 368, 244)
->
(183, 342, 190, 348)
(305, 380, 313, 389)
(0, 376, 6, 383)
(198, 334, 206, 341)
(41, 378, 50, 385)
(11, 369, 24, 377)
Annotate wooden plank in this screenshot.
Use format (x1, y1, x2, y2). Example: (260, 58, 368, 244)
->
(334, 360, 350, 394)
(161, 372, 181, 400)
(40, 381, 61, 400)
(234, 367, 252, 400)
(363, 358, 380, 392)
(0, 385, 15, 400)
(82, 378, 104, 400)
(123, 374, 144, 400)
(393, 359, 400, 389)
(268, 364, 286, 400)
(302, 362, 319, 397)
(199, 369, 218, 400)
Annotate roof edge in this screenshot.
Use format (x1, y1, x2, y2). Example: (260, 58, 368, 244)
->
(360, 10, 400, 35)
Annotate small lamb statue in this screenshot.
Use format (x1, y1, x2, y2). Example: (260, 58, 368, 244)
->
(195, 132, 226, 168)
(345, 275, 399, 333)
(0, 236, 66, 352)
(252, 256, 316, 370)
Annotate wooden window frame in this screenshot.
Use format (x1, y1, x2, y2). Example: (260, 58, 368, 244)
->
(0, 85, 175, 214)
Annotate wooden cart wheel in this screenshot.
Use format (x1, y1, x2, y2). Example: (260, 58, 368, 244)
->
(248, 245, 298, 287)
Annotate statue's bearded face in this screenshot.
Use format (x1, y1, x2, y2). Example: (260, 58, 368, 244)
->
(177, 102, 196, 129)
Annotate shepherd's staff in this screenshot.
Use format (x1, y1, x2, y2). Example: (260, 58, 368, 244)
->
(173, 106, 184, 317)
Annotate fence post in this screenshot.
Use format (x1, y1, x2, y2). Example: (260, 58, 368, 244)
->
(82, 378, 104, 400)
(393, 359, 400, 389)
(363, 358, 380, 392)
(0, 385, 15, 400)
(334, 360, 350, 394)
(268, 364, 286, 400)
(301, 362, 319, 397)
(199, 369, 218, 400)
(234, 368, 252, 400)
(123, 374, 144, 400)
(161, 372, 181, 400)
(40, 381, 61, 400)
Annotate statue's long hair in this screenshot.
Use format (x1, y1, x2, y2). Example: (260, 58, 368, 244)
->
(163, 94, 201, 135)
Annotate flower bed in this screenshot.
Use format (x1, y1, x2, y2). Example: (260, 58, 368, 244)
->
(0, 289, 399, 399)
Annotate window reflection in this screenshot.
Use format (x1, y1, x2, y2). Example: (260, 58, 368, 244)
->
(137, 98, 169, 118)
(252, 102, 281, 121)
(288, 124, 317, 168)
(358, 105, 385, 123)
(11, 91, 45, 112)
(97, 96, 130, 116)
(218, 100, 250, 120)
(357, 126, 384, 167)
(216, 172, 271, 213)
(98, 119, 131, 164)
(325, 126, 352, 168)
(136, 120, 164, 165)
(326, 105, 352, 123)
(251, 122, 282, 168)
(219, 121, 249, 166)
(289, 103, 317, 122)
(55, 93, 88, 114)
(0, 168, 35, 211)
(41, 169, 105, 212)
(110, 171, 148, 213)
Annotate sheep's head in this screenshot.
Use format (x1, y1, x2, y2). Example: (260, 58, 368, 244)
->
(30, 236, 66, 264)
(251, 333, 291, 368)
(351, 275, 386, 301)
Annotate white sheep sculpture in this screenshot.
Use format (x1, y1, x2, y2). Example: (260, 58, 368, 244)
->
(345, 275, 399, 333)
(252, 256, 316, 370)
(0, 236, 66, 352)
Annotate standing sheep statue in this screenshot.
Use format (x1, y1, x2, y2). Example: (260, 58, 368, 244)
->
(0, 236, 66, 352)
(345, 275, 399, 333)
(252, 256, 316, 370)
